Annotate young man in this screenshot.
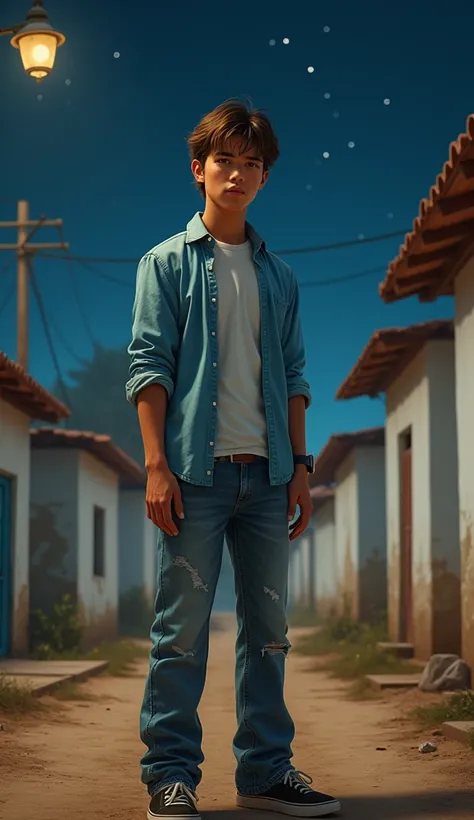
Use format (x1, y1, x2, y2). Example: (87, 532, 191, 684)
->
(126, 100, 341, 820)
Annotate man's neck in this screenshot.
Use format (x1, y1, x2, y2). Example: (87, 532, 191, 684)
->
(201, 199, 247, 245)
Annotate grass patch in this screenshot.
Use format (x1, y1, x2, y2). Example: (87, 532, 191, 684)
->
(327, 643, 415, 680)
(0, 674, 46, 716)
(35, 640, 149, 677)
(346, 677, 379, 701)
(413, 690, 474, 728)
(288, 607, 322, 628)
(50, 682, 96, 701)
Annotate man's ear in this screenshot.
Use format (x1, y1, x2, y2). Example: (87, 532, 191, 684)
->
(259, 170, 269, 190)
(191, 159, 205, 184)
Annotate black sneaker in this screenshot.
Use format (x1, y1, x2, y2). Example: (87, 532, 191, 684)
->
(236, 770, 341, 817)
(148, 783, 200, 820)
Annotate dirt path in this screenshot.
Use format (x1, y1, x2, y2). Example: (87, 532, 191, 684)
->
(1, 621, 474, 820)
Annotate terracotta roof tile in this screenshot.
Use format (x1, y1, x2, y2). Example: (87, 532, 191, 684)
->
(30, 427, 145, 488)
(336, 320, 454, 400)
(380, 114, 474, 302)
(310, 426, 385, 487)
(0, 352, 70, 422)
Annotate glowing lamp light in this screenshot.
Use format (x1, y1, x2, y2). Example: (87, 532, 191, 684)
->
(10, 2, 65, 82)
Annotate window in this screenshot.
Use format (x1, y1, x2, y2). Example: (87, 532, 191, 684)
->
(93, 506, 106, 578)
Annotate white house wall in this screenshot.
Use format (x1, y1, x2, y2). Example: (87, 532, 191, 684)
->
(29, 449, 79, 618)
(118, 489, 156, 603)
(386, 341, 460, 658)
(77, 451, 118, 646)
(355, 446, 387, 622)
(455, 257, 474, 669)
(315, 498, 337, 618)
(0, 399, 30, 654)
(335, 453, 358, 618)
(426, 340, 461, 654)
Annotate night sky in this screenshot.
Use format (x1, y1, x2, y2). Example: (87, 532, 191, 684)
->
(1, 0, 470, 458)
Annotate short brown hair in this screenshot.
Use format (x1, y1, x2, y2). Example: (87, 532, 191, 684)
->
(187, 98, 280, 196)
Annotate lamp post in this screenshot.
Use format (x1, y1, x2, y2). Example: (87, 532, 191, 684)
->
(0, 1, 65, 82)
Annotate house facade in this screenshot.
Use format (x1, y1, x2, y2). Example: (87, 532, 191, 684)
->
(118, 487, 156, 607)
(0, 353, 69, 657)
(29, 428, 146, 648)
(337, 321, 461, 659)
(311, 428, 386, 622)
(379, 114, 474, 668)
(312, 488, 337, 619)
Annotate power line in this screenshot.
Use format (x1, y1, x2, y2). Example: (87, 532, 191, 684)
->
(67, 258, 98, 348)
(27, 258, 73, 409)
(75, 257, 135, 288)
(299, 264, 386, 288)
(35, 226, 410, 266)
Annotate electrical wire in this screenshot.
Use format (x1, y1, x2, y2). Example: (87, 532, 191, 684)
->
(299, 264, 386, 288)
(27, 258, 73, 409)
(34, 225, 410, 265)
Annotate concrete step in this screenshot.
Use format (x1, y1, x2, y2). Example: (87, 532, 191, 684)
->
(442, 721, 474, 745)
(377, 641, 414, 659)
(0, 659, 108, 697)
(366, 673, 422, 691)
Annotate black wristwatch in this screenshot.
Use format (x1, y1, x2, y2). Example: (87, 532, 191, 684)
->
(293, 454, 315, 474)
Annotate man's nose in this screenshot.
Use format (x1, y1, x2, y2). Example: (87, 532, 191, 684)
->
(229, 165, 244, 180)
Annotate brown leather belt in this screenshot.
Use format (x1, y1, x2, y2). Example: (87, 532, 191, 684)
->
(215, 454, 266, 463)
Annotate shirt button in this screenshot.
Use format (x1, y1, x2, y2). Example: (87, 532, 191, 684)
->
(210, 441, 214, 447)
(212, 362, 217, 367)
(211, 330, 216, 336)
(207, 470, 212, 475)
(208, 237, 212, 242)
(212, 401, 217, 407)
(211, 297, 216, 303)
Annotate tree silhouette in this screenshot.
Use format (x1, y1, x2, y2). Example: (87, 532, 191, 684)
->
(52, 344, 144, 465)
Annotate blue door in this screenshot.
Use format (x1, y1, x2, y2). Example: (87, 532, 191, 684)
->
(0, 474, 12, 657)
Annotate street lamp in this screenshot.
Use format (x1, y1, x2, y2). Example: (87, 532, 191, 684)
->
(0, 1, 65, 82)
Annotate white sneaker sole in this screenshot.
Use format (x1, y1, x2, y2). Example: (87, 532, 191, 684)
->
(236, 794, 341, 817)
(147, 812, 201, 820)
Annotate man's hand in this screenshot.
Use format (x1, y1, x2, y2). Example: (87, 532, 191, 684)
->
(146, 464, 184, 536)
(287, 466, 313, 541)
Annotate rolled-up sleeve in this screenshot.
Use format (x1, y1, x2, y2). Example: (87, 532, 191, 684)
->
(126, 252, 180, 406)
(282, 276, 312, 407)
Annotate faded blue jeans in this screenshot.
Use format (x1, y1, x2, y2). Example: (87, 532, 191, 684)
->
(140, 459, 295, 796)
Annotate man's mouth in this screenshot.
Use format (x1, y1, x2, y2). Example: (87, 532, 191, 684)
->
(226, 187, 245, 195)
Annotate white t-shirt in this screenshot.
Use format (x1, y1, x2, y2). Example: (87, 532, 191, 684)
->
(213, 239, 268, 458)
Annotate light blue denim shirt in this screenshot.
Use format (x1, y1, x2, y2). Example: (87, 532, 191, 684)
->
(126, 212, 311, 487)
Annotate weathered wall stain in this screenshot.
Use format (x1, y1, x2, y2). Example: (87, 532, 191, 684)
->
(412, 563, 432, 660)
(12, 583, 29, 656)
(431, 558, 461, 655)
(388, 538, 401, 641)
(29, 503, 76, 618)
(461, 515, 474, 670)
(359, 548, 387, 623)
(78, 599, 118, 648)
(339, 535, 357, 619)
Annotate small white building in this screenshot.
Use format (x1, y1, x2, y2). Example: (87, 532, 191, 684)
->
(311, 487, 338, 619)
(337, 321, 461, 660)
(311, 427, 386, 622)
(29, 427, 146, 648)
(379, 114, 474, 667)
(0, 353, 69, 657)
(119, 487, 156, 607)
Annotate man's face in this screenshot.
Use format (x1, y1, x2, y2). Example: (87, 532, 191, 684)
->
(192, 138, 268, 211)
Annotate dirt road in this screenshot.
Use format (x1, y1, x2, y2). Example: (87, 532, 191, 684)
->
(1, 621, 473, 820)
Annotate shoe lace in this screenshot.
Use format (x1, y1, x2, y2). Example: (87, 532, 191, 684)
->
(162, 783, 198, 808)
(283, 770, 314, 794)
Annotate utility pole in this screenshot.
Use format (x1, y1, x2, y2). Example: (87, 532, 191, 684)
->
(0, 200, 68, 371)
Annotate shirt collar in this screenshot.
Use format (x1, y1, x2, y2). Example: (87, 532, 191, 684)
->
(185, 212, 265, 256)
